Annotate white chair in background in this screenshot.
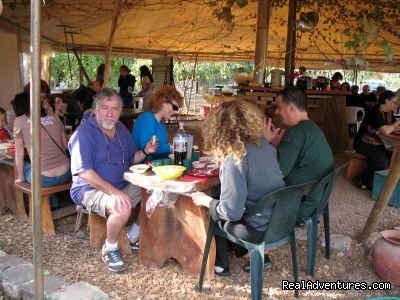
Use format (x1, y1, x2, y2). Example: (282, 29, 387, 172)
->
(347, 106, 365, 136)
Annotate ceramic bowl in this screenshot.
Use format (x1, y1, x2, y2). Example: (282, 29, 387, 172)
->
(205, 163, 218, 170)
(199, 156, 213, 162)
(192, 161, 206, 169)
(130, 164, 150, 174)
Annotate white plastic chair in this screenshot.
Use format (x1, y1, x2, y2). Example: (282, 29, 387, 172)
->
(347, 106, 365, 136)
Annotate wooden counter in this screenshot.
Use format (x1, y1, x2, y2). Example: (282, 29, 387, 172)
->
(238, 86, 350, 152)
(238, 86, 351, 96)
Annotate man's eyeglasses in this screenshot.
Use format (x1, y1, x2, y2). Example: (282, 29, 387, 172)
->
(101, 130, 125, 165)
(169, 102, 179, 112)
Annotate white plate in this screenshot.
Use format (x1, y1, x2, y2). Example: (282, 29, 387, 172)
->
(129, 164, 150, 174)
(0, 143, 11, 150)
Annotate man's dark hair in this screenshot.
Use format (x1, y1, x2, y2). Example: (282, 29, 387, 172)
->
(351, 85, 359, 94)
(278, 86, 308, 111)
(120, 65, 131, 73)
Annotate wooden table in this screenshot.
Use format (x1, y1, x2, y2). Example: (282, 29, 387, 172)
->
(124, 171, 219, 279)
(359, 132, 400, 242)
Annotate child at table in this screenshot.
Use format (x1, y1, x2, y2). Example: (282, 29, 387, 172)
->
(0, 107, 12, 141)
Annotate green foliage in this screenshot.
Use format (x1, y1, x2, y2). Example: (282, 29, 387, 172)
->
(50, 53, 252, 91)
(50, 53, 150, 90)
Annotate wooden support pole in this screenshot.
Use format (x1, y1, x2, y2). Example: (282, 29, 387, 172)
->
(103, 0, 122, 87)
(284, 0, 297, 86)
(72, 48, 91, 84)
(253, 0, 271, 84)
(31, 0, 44, 298)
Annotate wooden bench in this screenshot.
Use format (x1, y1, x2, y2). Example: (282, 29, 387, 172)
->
(344, 150, 367, 180)
(75, 206, 131, 256)
(14, 181, 75, 235)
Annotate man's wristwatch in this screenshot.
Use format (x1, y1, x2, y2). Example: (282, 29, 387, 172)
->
(143, 149, 150, 156)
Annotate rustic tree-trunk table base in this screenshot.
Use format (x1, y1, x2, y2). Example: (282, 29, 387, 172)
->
(139, 190, 216, 279)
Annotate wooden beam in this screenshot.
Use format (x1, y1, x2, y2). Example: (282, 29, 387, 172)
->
(284, 0, 297, 86)
(72, 48, 90, 84)
(103, 0, 123, 88)
(253, 0, 271, 84)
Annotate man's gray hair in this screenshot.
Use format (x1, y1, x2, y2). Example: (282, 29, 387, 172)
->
(93, 88, 123, 111)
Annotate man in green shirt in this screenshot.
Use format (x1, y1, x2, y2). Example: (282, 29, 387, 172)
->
(264, 86, 334, 216)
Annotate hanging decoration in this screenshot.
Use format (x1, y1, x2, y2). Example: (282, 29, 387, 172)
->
(297, 11, 319, 32)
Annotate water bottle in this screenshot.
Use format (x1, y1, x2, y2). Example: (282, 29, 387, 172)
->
(173, 122, 187, 165)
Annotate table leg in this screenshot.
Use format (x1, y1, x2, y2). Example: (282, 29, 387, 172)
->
(139, 190, 216, 279)
(0, 162, 22, 218)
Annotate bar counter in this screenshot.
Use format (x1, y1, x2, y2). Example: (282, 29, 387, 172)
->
(238, 86, 351, 152)
(238, 85, 351, 96)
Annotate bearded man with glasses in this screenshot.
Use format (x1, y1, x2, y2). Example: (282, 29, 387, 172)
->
(68, 88, 158, 272)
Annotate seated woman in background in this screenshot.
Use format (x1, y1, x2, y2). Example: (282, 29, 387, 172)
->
(353, 90, 399, 190)
(191, 99, 285, 276)
(340, 82, 350, 91)
(13, 83, 71, 188)
(132, 85, 183, 160)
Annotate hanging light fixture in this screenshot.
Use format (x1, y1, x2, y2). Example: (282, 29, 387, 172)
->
(297, 11, 319, 32)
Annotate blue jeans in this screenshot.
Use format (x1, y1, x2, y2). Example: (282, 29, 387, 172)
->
(23, 162, 72, 207)
(23, 162, 71, 187)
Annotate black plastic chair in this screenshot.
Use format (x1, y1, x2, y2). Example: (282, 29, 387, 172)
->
(297, 163, 348, 276)
(198, 181, 315, 300)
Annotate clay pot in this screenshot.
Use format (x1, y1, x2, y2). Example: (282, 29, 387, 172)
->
(372, 230, 400, 285)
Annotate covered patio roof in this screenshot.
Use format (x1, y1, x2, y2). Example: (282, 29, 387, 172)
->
(0, 0, 399, 71)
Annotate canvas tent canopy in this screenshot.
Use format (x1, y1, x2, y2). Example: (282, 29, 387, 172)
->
(0, 0, 399, 72)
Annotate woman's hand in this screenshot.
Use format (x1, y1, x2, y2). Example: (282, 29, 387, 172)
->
(144, 138, 159, 154)
(191, 192, 212, 208)
(55, 97, 66, 116)
(263, 118, 285, 146)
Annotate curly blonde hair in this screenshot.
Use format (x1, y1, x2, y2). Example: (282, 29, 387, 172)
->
(202, 99, 264, 163)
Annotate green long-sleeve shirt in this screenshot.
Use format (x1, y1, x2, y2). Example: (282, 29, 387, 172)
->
(278, 120, 334, 216)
